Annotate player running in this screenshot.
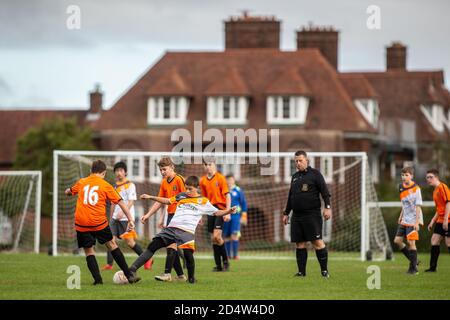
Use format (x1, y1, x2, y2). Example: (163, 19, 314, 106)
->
(102, 161, 152, 271)
(65, 160, 140, 285)
(140, 157, 187, 282)
(131, 176, 236, 283)
(393, 167, 422, 275)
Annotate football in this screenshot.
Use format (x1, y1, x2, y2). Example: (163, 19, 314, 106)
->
(113, 271, 128, 285)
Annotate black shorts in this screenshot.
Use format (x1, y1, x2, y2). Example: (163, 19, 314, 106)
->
(110, 219, 128, 238)
(207, 215, 224, 233)
(290, 215, 323, 243)
(76, 226, 113, 248)
(434, 223, 450, 237)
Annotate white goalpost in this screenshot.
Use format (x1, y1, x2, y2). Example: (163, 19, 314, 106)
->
(0, 171, 42, 253)
(52, 150, 392, 261)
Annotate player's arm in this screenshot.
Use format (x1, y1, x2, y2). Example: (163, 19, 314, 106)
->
(117, 200, 135, 230)
(428, 212, 439, 231)
(140, 194, 171, 205)
(65, 181, 80, 196)
(215, 206, 237, 217)
(283, 181, 293, 225)
(140, 201, 163, 223)
(397, 209, 403, 224)
(443, 202, 450, 231)
(414, 206, 421, 230)
(239, 189, 248, 225)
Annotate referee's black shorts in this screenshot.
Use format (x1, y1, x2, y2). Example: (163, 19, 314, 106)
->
(290, 213, 323, 243)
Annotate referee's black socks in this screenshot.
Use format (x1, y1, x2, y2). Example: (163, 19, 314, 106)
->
(315, 247, 328, 272)
(296, 248, 307, 274)
(86, 255, 102, 283)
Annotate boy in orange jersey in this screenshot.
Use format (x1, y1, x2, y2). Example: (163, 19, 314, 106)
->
(393, 167, 422, 275)
(140, 157, 186, 281)
(200, 158, 231, 272)
(425, 168, 450, 272)
(64, 160, 140, 285)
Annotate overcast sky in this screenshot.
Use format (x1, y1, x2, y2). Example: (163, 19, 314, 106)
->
(0, 0, 449, 109)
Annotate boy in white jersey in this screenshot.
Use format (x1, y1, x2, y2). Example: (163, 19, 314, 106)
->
(132, 176, 236, 284)
(393, 167, 423, 275)
(103, 162, 151, 270)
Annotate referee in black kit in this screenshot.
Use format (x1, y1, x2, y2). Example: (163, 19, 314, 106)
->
(283, 150, 332, 278)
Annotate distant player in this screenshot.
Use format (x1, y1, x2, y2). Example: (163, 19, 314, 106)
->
(393, 167, 422, 275)
(64, 160, 140, 285)
(140, 157, 186, 282)
(132, 176, 236, 283)
(223, 174, 248, 260)
(200, 158, 231, 271)
(102, 162, 152, 271)
(425, 169, 450, 272)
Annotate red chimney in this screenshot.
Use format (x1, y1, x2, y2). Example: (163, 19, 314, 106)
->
(386, 42, 407, 70)
(297, 24, 339, 69)
(89, 83, 103, 114)
(225, 12, 280, 49)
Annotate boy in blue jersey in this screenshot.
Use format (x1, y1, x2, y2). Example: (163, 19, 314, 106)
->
(224, 174, 248, 260)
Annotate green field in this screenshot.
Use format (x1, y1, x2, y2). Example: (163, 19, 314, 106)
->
(0, 253, 449, 300)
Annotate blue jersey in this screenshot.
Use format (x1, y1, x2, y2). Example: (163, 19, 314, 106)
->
(230, 185, 248, 215)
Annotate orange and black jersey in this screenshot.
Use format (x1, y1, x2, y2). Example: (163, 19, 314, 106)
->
(158, 174, 186, 214)
(433, 182, 450, 223)
(200, 172, 229, 210)
(70, 174, 122, 232)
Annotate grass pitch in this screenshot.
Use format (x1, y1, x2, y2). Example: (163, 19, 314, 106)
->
(0, 252, 449, 300)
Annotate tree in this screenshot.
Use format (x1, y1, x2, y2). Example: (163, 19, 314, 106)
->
(13, 117, 94, 216)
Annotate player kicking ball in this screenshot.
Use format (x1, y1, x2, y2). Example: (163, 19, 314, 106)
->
(393, 167, 422, 275)
(130, 176, 236, 284)
(65, 160, 141, 285)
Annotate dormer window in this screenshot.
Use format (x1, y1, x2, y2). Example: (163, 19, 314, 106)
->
(207, 96, 248, 125)
(420, 104, 444, 132)
(147, 96, 189, 125)
(267, 96, 309, 124)
(354, 99, 379, 128)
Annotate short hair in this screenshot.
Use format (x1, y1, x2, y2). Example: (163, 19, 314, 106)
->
(295, 150, 308, 157)
(401, 167, 414, 175)
(225, 173, 235, 179)
(427, 168, 440, 178)
(157, 157, 174, 168)
(185, 176, 199, 188)
(91, 160, 107, 174)
(202, 156, 216, 165)
(113, 161, 127, 173)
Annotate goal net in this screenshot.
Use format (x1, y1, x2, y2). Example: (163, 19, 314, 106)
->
(0, 171, 41, 253)
(53, 151, 392, 261)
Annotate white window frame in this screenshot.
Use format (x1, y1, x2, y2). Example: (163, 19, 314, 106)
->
(354, 99, 380, 128)
(207, 96, 248, 125)
(147, 96, 189, 125)
(266, 96, 309, 125)
(114, 156, 145, 182)
(149, 156, 162, 184)
(420, 104, 444, 132)
(320, 156, 333, 184)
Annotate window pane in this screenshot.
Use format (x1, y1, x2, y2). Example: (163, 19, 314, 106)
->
(154, 99, 159, 118)
(174, 98, 179, 118)
(283, 97, 290, 118)
(132, 158, 140, 176)
(163, 97, 171, 119)
(223, 97, 230, 119)
(274, 97, 279, 118)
